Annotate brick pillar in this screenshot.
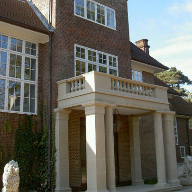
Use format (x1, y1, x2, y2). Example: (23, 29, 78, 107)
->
(105, 106, 117, 192)
(154, 112, 168, 188)
(55, 108, 71, 192)
(85, 104, 108, 192)
(162, 112, 180, 186)
(128, 116, 144, 186)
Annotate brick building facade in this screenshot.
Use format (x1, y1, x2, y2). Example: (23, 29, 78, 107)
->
(0, 0, 192, 191)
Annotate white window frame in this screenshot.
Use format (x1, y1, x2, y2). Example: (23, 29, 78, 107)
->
(74, 44, 118, 76)
(0, 33, 38, 115)
(74, 0, 116, 30)
(174, 116, 178, 145)
(189, 117, 192, 129)
(180, 146, 186, 158)
(132, 69, 143, 82)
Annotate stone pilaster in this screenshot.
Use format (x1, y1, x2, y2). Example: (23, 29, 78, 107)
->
(105, 106, 117, 192)
(54, 108, 71, 192)
(162, 112, 180, 186)
(85, 104, 108, 192)
(128, 116, 144, 186)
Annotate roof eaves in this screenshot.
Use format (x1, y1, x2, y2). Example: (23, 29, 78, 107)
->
(131, 57, 169, 71)
(0, 16, 51, 35)
(26, 0, 54, 33)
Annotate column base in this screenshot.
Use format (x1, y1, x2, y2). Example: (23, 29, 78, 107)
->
(132, 180, 144, 186)
(155, 182, 170, 188)
(167, 179, 180, 186)
(55, 187, 72, 192)
(86, 189, 109, 192)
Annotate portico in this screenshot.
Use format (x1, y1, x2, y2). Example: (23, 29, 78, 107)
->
(55, 71, 181, 192)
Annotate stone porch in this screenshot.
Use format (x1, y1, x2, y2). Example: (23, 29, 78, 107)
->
(54, 71, 181, 192)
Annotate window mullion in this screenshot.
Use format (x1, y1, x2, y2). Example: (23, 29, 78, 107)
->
(20, 81, 24, 113)
(107, 55, 109, 74)
(35, 44, 39, 114)
(84, 0, 87, 18)
(95, 3, 98, 23)
(85, 48, 88, 73)
(105, 6, 107, 26)
(4, 79, 8, 110)
(114, 11, 116, 28)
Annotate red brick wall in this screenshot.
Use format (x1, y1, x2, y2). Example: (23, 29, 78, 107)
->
(32, 0, 131, 110)
(68, 110, 84, 189)
(176, 117, 190, 163)
(140, 115, 157, 179)
(116, 115, 131, 183)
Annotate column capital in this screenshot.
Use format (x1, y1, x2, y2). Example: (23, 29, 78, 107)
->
(54, 108, 71, 114)
(54, 108, 71, 120)
(154, 111, 163, 116)
(84, 103, 107, 115)
(163, 111, 175, 116)
(106, 104, 116, 109)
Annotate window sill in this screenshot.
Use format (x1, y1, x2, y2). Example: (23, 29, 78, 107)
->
(0, 109, 37, 115)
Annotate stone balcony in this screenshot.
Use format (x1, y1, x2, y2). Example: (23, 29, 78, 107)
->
(57, 71, 169, 114)
(55, 71, 181, 192)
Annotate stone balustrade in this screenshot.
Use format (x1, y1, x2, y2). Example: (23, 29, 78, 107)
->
(111, 77, 153, 97)
(57, 71, 168, 104)
(69, 76, 85, 92)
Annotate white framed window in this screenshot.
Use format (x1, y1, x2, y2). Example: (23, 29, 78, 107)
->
(132, 69, 142, 82)
(180, 146, 186, 158)
(189, 117, 192, 129)
(0, 33, 38, 114)
(75, 44, 118, 76)
(174, 116, 178, 145)
(74, 0, 116, 30)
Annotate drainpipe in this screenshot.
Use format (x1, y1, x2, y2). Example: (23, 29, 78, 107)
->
(45, 0, 53, 191)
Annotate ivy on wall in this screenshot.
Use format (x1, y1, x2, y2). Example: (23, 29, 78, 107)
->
(14, 104, 56, 191)
(0, 116, 14, 189)
(0, 104, 56, 191)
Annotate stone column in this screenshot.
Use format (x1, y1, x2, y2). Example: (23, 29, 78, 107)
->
(55, 108, 71, 192)
(85, 104, 108, 192)
(128, 116, 144, 186)
(162, 112, 180, 186)
(154, 112, 168, 187)
(105, 106, 117, 192)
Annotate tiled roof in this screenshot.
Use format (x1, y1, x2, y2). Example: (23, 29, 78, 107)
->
(154, 76, 180, 96)
(172, 96, 192, 116)
(130, 42, 169, 70)
(0, 0, 50, 34)
(154, 76, 192, 116)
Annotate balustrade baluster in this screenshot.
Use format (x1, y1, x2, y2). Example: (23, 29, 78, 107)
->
(75, 80, 78, 91)
(71, 81, 74, 92)
(79, 79, 82, 90)
(111, 79, 114, 90)
(142, 86, 145, 95)
(115, 80, 118, 90)
(119, 81, 122, 91)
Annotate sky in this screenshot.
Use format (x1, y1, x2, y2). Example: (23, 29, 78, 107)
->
(128, 0, 192, 92)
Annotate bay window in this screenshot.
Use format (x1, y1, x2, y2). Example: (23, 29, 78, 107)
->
(0, 33, 38, 114)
